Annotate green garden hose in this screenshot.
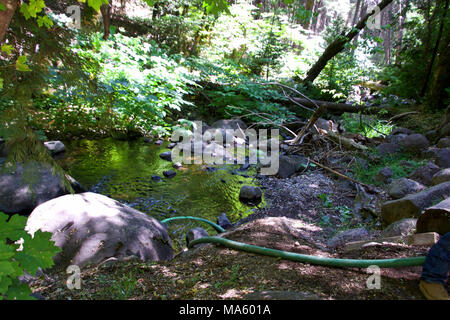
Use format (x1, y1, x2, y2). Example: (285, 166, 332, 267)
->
(162, 216, 427, 268)
(161, 216, 226, 233)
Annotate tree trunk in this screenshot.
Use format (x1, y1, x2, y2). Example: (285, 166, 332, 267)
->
(303, 0, 394, 83)
(100, 3, 112, 40)
(0, 0, 18, 43)
(420, 0, 449, 98)
(426, 14, 450, 109)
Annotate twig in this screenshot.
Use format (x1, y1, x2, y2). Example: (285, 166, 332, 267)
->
(308, 158, 379, 193)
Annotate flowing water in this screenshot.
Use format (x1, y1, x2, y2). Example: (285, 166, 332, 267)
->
(56, 138, 265, 242)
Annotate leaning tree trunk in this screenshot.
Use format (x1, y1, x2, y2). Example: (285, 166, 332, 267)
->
(303, 0, 394, 83)
(0, 0, 18, 43)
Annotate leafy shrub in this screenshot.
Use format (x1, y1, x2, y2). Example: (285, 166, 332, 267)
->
(0, 212, 61, 300)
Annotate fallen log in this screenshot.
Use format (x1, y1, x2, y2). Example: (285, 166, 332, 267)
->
(291, 98, 381, 114)
(416, 197, 450, 235)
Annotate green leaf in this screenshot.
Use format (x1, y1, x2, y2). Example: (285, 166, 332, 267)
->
(15, 55, 32, 72)
(1, 44, 13, 55)
(0, 3, 6, 11)
(0, 213, 28, 242)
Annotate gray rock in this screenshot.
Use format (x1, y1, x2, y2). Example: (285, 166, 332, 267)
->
(172, 162, 182, 169)
(437, 137, 450, 148)
(381, 218, 417, 237)
(327, 228, 370, 249)
(381, 181, 450, 225)
(186, 227, 209, 248)
(0, 161, 81, 215)
(239, 185, 262, 204)
(387, 178, 426, 199)
(25, 192, 174, 269)
(408, 161, 441, 186)
(314, 118, 337, 132)
(431, 168, 450, 186)
(376, 143, 401, 157)
(44, 141, 66, 155)
(386, 133, 408, 145)
(374, 166, 393, 184)
(217, 213, 233, 230)
(159, 151, 172, 161)
(434, 148, 450, 168)
(155, 140, 164, 145)
(277, 155, 308, 178)
(167, 142, 177, 149)
(163, 170, 176, 178)
(151, 175, 162, 181)
(399, 134, 430, 154)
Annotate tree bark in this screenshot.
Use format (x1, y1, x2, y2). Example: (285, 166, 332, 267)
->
(303, 0, 394, 83)
(420, 0, 449, 98)
(0, 0, 18, 44)
(100, 3, 112, 40)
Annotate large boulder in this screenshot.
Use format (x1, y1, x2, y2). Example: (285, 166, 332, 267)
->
(416, 197, 450, 235)
(399, 134, 430, 154)
(25, 192, 174, 269)
(381, 181, 450, 225)
(387, 178, 426, 199)
(431, 168, 450, 186)
(408, 161, 441, 186)
(434, 148, 450, 168)
(0, 161, 82, 215)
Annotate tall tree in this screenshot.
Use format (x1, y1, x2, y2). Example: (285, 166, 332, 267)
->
(303, 0, 394, 83)
(0, 0, 18, 43)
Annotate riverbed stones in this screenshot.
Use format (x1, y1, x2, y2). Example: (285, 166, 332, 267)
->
(381, 218, 417, 237)
(387, 178, 426, 199)
(159, 151, 172, 161)
(186, 227, 209, 248)
(239, 185, 262, 204)
(381, 181, 450, 225)
(44, 141, 66, 155)
(376, 143, 401, 157)
(399, 133, 429, 154)
(437, 137, 450, 148)
(408, 162, 441, 186)
(374, 166, 393, 184)
(217, 213, 233, 230)
(211, 119, 247, 130)
(416, 197, 450, 235)
(25, 192, 174, 268)
(163, 170, 176, 178)
(431, 168, 450, 186)
(0, 161, 82, 215)
(434, 148, 450, 168)
(277, 155, 308, 178)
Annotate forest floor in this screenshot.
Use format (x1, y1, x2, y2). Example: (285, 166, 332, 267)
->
(31, 171, 430, 300)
